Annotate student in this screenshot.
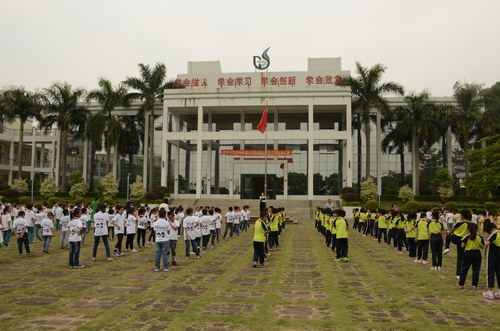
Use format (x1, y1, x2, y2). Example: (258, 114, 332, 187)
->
(2, 205, 13, 247)
(107, 207, 115, 241)
(68, 208, 84, 269)
(458, 223, 484, 289)
(40, 212, 55, 253)
(125, 207, 138, 253)
(483, 221, 500, 299)
(444, 210, 471, 279)
(268, 208, 280, 250)
(213, 207, 222, 244)
(184, 208, 201, 259)
(92, 204, 113, 262)
(60, 209, 70, 249)
(334, 209, 349, 262)
(405, 213, 417, 258)
(395, 211, 407, 253)
(200, 209, 212, 250)
(25, 204, 36, 244)
(358, 209, 366, 234)
(34, 206, 45, 241)
(415, 212, 430, 264)
(253, 211, 268, 267)
(55, 203, 63, 231)
(353, 208, 360, 231)
(13, 210, 30, 256)
(387, 211, 396, 247)
(148, 208, 158, 244)
(169, 209, 180, 266)
(223, 207, 234, 239)
(233, 206, 241, 236)
(112, 206, 125, 257)
(137, 207, 147, 248)
(154, 209, 173, 272)
(324, 209, 332, 247)
(329, 210, 337, 254)
(377, 210, 388, 244)
(315, 206, 321, 230)
(80, 207, 88, 245)
(175, 206, 184, 236)
(429, 210, 444, 271)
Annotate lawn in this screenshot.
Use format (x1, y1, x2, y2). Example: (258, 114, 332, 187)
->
(0, 222, 499, 330)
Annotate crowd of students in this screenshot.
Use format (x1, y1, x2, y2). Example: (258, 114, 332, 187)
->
(0, 200, 269, 272)
(251, 207, 287, 267)
(315, 204, 500, 300)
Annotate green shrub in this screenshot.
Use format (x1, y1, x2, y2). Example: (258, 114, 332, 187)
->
(485, 202, 497, 211)
(69, 182, 88, 198)
(360, 177, 378, 201)
(19, 196, 31, 204)
(398, 185, 415, 203)
(12, 178, 29, 194)
(130, 176, 146, 200)
(365, 199, 378, 210)
(444, 201, 457, 211)
(404, 200, 419, 213)
(342, 193, 358, 202)
(102, 196, 114, 206)
(98, 173, 119, 200)
(47, 197, 59, 206)
(39, 176, 57, 199)
(342, 201, 361, 207)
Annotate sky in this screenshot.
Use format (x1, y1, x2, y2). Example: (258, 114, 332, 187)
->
(1, 0, 499, 96)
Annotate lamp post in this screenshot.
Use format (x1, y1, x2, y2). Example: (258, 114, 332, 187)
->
(30, 171, 36, 204)
(126, 173, 131, 201)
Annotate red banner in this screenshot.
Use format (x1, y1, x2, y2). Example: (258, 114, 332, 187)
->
(221, 150, 292, 156)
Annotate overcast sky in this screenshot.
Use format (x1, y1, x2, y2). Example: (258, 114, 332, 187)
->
(1, 0, 499, 96)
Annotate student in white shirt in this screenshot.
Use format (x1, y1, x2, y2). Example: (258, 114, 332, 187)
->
(125, 207, 138, 252)
(13, 211, 30, 256)
(54, 204, 63, 231)
(112, 206, 125, 257)
(92, 204, 112, 262)
(2, 205, 13, 247)
(233, 206, 241, 236)
(25, 204, 36, 244)
(169, 209, 180, 266)
(107, 207, 115, 241)
(223, 207, 234, 239)
(137, 207, 147, 248)
(208, 209, 217, 246)
(148, 208, 159, 245)
(213, 208, 222, 244)
(154, 209, 177, 272)
(80, 208, 89, 245)
(60, 209, 71, 249)
(242, 206, 251, 232)
(175, 207, 185, 236)
(40, 212, 55, 253)
(184, 208, 201, 259)
(68, 208, 84, 268)
(34, 206, 46, 241)
(200, 209, 213, 250)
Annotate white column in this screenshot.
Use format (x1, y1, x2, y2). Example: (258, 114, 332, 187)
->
(283, 161, 288, 198)
(174, 142, 180, 197)
(307, 104, 314, 200)
(376, 110, 382, 196)
(345, 102, 353, 187)
(112, 145, 118, 178)
(411, 134, 417, 195)
(195, 105, 203, 198)
(142, 113, 149, 187)
(82, 137, 89, 182)
(229, 160, 234, 199)
(31, 133, 36, 171)
(161, 108, 169, 187)
(8, 140, 14, 185)
(447, 126, 453, 175)
(55, 131, 61, 187)
(50, 137, 56, 179)
(207, 142, 212, 196)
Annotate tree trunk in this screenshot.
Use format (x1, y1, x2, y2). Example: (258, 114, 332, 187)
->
(18, 121, 24, 178)
(148, 114, 154, 191)
(463, 134, 469, 196)
(400, 143, 405, 186)
(364, 119, 371, 179)
(414, 134, 420, 195)
(61, 127, 68, 191)
(357, 117, 362, 189)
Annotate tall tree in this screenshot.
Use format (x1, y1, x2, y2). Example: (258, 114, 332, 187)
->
(392, 91, 440, 194)
(342, 62, 404, 179)
(86, 79, 131, 174)
(1, 87, 43, 178)
(452, 81, 483, 194)
(40, 82, 89, 191)
(124, 63, 169, 191)
(434, 103, 455, 169)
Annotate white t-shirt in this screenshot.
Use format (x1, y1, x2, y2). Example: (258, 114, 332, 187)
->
(60, 215, 70, 232)
(209, 215, 216, 231)
(194, 215, 202, 238)
(55, 207, 63, 219)
(154, 218, 171, 243)
(233, 211, 241, 225)
(126, 215, 137, 234)
(107, 213, 114, 227)
(446, 212, 454, 224)
(214, 213, 222, 229)
(93, 211, 109, 236)
(68, 219, 82, 242)
(13, 218, 28, 236)
(2, 213, 12, 230)
(200, 215, 212, 236)
(80, 214, 88, 228)
(137, 216, 147, 229)
(225, 211, 234, 224)
(41, 218, 54, 236)
(113, 214, 125, 234)
(25, 210, 35, 227)
(243, 210, 251, 221)
(35, 211, 45, 225)
(169, 219, 179, 241)
(159, 203, 169, 212)
(184, 215, 199, 240)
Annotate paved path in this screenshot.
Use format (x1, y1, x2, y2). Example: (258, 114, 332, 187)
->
(0, 222, 499, 330)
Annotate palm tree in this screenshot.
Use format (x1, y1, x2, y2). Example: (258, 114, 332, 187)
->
(118, 115, 141, 175)
(434, 103, 455, 169)
(452, 82, 483, 195)
(1, 87, 43, 178)
(124, 63, 169, 191)
(392, 91, 440, 194)
(86, 79, 131, 173)
(40, 82, 89, 191)
(342, 62, 404, 179)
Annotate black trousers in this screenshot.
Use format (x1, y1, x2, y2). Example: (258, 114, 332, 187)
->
(447, 235, 464, 276)
(223, 223, 233, 238)
(108, 227, 114, 240)
(253, 241, 265, 264)
(378, 228, 387, 243)
(92, 235, 111, 258)
(325, 230, 331, 247)
(396, 229, 407, 251)
(336, 238, 348, 259)
(114, 233, 124, 252)
(487, 247, 500, 288)
(358, 222, 365, 233)
(459, 250, 482, 286)
(148, 229, 156, 243)
(407, 237, 417, 258)
(17, 236, 30, 255)
(126, 233, 135, 250)
(137, 228, 146, 247)
(353, 219, 359, 230)
(202, 234, 210, 249)
(417, 239, 429, 261)
(430, 234, 443, 267)
(269, 231, 279, 248)
(331, 234, 337, 253)
(387, 229, 397, 247)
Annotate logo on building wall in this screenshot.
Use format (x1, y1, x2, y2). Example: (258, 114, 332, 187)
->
(253, 47, 271, 70)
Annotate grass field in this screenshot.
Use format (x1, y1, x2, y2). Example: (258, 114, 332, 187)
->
(0, 222, 499, 330)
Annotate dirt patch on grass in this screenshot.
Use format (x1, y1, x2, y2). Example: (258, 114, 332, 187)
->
(204, 302, 255, 315)
(279, 290, 327, 301)
(216, 289, 264, 299)
(70, 297, 122, 309)
(164, 286, 208, 296)
(277, 305, 332, 320)
(14, 295, 60, 306)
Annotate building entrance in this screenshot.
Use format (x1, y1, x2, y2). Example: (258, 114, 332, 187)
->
(240, 174, 276, 200)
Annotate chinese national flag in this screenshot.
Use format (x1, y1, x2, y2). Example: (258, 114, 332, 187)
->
(257, 104, 268, 134)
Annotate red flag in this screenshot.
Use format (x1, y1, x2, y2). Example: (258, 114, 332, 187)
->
(257, 104, 268, 134)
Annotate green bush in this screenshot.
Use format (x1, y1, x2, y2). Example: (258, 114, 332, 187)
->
(404, 200, 419, 213)
(398, 185, 415, 203)
(19, 196, 31, 204)
(12, 178, 29, 194)
(342, 201, 362, 207)
(485, 202, 497, 211)
(342, 193, 358, 202)
(361, 177, 378, 201)
(444, 201, 457, 211)
(365, 199, 378, 210)
(47, 197, 59, 206)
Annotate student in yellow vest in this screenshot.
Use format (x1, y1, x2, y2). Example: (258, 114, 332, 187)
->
(370, 209, 377, 238)
(253, 211, 269, 268)
(458, 223, 484, 289)
(319, 209, 326, 236)
(353, 208, 360, 231)
(387, 211, 397, 247)
(483, 221, 500, 299)
(377, 209, 388, 244)
(280, 208, 286, 232)
(268, 208, 280, 250)
(395, 211, 407, 253)
(334, 209, 349, 262)
(429, 210, 445, 271)
(358, 208, 366, 234)
(405, 213, 417, 258)
(445, 210, 471, 279)
(324, 209, 332, 247)
(329, 210, 337, 253)
(415, 212, 430, 264)
(315, 207, 321, 230)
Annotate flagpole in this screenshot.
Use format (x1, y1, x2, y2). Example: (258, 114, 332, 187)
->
(264, 124, 268, 198)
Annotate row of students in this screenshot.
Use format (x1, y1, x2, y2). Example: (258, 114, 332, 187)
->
(314, 208, 349, 262)
(252, 206, 287, 267)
